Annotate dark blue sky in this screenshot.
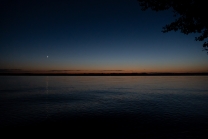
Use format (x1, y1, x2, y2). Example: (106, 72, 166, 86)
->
(1, 0, 208, 73)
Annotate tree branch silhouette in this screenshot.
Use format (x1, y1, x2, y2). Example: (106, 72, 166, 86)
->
(137, 0, 208, 53)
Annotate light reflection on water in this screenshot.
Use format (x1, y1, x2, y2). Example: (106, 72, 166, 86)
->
(0, 76, 208, 137)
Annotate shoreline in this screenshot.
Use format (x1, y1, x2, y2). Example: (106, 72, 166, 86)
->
(1, 72, 208, 76)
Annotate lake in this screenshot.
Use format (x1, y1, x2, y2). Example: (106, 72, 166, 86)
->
(0, 76, 208, 138)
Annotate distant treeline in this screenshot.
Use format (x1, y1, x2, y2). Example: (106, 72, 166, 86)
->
(1, 72, 208, 76)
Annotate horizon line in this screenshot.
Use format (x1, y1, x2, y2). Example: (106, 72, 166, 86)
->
(1, 72, 208, 76)
(0, 69, 208, 76)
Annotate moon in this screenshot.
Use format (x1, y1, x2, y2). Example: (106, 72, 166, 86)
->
(47, 56, 48, 58)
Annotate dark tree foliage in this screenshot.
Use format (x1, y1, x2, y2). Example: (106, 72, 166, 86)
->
(137, 0, 208, 52)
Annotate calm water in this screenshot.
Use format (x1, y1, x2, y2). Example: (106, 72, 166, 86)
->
(0, 76, 208, 138)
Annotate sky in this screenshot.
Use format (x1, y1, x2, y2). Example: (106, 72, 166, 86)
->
(1, 0, 208, 73)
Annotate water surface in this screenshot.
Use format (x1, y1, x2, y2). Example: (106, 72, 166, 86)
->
(0, 76, 208, 138)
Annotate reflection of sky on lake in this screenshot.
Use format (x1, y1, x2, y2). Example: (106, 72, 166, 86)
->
(0, 76, 208, 128)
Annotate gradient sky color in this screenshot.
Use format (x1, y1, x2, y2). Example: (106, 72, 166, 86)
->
(1, 0, 208, 73)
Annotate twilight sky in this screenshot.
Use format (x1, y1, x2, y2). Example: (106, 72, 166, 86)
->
(1, 0, 208, 73)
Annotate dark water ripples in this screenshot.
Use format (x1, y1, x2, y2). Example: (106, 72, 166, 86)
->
(1, 76, 208, 138)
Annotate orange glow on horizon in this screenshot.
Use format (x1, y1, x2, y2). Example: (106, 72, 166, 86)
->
(1, 68, 208, 74)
